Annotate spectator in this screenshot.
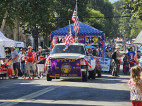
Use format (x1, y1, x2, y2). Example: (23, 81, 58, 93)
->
(127, 47, 136, 67)
(134, 50, 141, 65)
(26, 46, 37, 80)
(88, 48, 93, 56)
(36, 46, 46, 79)
(19, 48, 26, 79)
(112, 46, 123, 76)
(10, 46, 19, 78)
(127, 66, 142, 106)
(123, 54, 130, 75)
(0, 58, 13, 79)
(96, 47, 102, 57)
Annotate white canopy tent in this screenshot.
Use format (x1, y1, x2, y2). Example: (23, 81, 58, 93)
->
(134, 30, 142, 44)
(0, 31, 24, 47)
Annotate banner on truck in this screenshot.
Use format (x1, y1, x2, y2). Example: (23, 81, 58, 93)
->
(50, 59, 81, 77)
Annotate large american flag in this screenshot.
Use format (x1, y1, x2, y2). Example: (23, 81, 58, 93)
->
(72, 4, 79, 33)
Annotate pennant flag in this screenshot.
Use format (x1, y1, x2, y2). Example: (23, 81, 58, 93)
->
(72, 2, 79, 33)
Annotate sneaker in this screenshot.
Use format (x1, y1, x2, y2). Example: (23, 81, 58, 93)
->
(28, 77, 31, 80)
(40, 74, 43, 79)
(32, 76, 35, 79)
(15, 76, 18, 79)
(38, 75, 40, 79)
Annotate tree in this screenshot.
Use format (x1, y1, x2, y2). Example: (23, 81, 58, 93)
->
(125, 0, 142, 20)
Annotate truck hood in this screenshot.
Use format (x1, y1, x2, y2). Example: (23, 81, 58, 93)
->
(49, 53, 85, 59)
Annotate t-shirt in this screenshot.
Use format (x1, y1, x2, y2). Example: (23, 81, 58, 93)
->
(127, 51, 135, 60)
(11, 50, 19, 63)
(26, 51, 36, 63)
(36, 51, 46, 64)
(19, 52, 26, 63)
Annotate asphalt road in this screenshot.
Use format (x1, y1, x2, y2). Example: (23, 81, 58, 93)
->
(0, 68, 131, 106)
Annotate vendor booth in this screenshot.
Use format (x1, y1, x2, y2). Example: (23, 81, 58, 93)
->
(0, 31, 24, 58)
(50, 21, 105, 43)
(0, 31, 24, 47)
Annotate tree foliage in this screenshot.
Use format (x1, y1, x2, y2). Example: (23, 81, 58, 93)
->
(0, 0, 141, 42)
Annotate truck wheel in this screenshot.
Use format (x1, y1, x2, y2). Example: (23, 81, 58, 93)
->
(82, 71, 88, 82)
(90, 70, 96, 79)
(46, 74, 52, 81)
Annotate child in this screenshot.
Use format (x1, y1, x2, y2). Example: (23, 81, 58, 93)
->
(123, 54, 130, 75)
(127, 66, 142, 106)
(0, 58, 13, 79)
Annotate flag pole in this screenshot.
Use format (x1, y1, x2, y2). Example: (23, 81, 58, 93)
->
(75, 0, 77, 42)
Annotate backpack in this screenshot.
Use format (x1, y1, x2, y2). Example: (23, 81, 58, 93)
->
(27, 51, 34, 62)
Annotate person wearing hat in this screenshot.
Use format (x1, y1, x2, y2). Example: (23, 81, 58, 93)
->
(26, 46, 37, 80)
(88, 48, 93, 56)
(10, 46, 19, 78)
(36, 46, 46, 79)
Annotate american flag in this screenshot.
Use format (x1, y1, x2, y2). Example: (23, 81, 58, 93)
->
(51, 36, 57, 48)
(72, 3, 79, 33)
(65, 21, 74, 44)
(64, 21, 74, 51)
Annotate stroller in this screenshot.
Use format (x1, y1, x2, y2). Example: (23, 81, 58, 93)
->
(123, 55, 130, 75)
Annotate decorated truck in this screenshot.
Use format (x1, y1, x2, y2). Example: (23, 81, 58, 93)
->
(46, 43, 96, 82)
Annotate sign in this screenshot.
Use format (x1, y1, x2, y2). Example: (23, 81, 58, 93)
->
(50, 59, 81, 77)
(78, 36, 85, 44)
(96, 57, 110, 71)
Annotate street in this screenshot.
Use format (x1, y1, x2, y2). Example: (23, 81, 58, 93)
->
(0, 70, 131, 106)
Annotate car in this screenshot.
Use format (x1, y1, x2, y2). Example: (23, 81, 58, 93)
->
(46, 43, 96, 82)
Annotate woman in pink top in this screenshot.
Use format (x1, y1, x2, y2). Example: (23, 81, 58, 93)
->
(127, 66, 142, 106)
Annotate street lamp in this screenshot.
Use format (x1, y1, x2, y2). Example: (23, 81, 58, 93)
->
(55, 13, 59, 29)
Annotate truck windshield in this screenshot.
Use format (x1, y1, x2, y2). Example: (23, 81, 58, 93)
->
(51, 45, 85, 55)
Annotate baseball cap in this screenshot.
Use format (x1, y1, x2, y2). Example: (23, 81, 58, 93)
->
(28, 46, 32, 49)
(38, 46, 42, 49)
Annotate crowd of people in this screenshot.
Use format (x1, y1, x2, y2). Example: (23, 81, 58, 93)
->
(0, 46, 47, 80)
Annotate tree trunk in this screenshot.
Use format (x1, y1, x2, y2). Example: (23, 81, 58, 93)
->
(0, 11, 8, 32)
(13, 19, 19, 41)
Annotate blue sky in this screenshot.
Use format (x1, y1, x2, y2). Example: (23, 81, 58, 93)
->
(109, 0, 119, 3)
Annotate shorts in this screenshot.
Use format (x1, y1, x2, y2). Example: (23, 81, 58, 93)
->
(13, 62, 20, 70)
(37, 64, 44, 72)
(26, 62, 36, 71)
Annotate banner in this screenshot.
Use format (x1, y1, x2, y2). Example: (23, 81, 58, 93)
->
(78, 36, 85, 44)
(96, 57, 111, 71)
(50, 59, 81, 77)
